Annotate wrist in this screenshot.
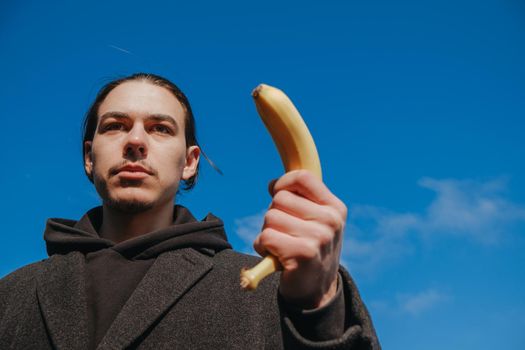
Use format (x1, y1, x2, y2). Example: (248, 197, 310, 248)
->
(280, 274, 339, 310)
(316, 276, 338, 309)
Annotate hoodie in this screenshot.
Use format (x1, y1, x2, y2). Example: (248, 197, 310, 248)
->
(43, 205, 231, 350)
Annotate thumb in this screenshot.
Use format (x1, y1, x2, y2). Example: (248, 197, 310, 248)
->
(268, 178, 278, 197)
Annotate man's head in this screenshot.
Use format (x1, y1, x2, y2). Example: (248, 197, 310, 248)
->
(82, 73, 200, 212)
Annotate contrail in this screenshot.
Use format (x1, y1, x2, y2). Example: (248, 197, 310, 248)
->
(108, 44, 132, 54)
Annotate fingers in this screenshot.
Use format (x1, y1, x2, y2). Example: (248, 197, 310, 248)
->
(257, 170, 347, 259)
(270, 190, 345, 233)
(253, 228, 322, 270)
(257, 170, 346, 309)
(263, 207, 332, 240)
(268, 178, 278, 197)
(253, 207, 340, 262)
(271, 170, 347, 217)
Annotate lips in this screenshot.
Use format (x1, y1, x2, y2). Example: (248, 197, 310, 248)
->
(116, 164, 153, 180)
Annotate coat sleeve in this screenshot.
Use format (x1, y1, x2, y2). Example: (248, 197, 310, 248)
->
(278, 266, 381, 350)
(0, 262, 54, 350)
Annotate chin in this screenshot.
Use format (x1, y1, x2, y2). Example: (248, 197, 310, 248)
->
(104, 189, 159, 214)
(95, 177, 176, 213)
(105, 198, 156, 214)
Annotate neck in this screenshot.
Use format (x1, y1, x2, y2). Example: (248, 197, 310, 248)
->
(99, 201, 174, 243)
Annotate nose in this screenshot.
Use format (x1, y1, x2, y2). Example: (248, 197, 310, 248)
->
(123, 125, 148, 160)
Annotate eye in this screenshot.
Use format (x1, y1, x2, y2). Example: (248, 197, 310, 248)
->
(103, 122, 125, 132)
(151, 124, 173, 135)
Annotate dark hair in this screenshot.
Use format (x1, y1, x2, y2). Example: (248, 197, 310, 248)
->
(82, 73, 199, 190)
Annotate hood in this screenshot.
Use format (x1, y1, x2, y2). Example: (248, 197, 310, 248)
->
(44, 205, 232, 259)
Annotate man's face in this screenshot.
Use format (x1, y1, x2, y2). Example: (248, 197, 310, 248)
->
(84, 80, 199, 212)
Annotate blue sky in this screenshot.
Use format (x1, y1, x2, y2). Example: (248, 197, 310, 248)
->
(1, 0, 524, 348)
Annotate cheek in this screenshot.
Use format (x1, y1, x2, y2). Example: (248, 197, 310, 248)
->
(91, 147, 117, 178)
(157, 146, 187, 181)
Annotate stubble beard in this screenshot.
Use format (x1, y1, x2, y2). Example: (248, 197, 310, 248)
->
(93, 172, 157, 215)
(104, 196, 155, 214)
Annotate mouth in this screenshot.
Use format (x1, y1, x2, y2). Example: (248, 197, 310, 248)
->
(115, 164, 154, 180)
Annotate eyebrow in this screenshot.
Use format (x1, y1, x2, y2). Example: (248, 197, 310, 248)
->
(98, 111, 129, 124)
(147, 114, 179, 130)
(98, 111, 179, 130)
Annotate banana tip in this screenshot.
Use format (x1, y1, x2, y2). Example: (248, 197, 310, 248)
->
(240, 269, 255, 290)
(251, 84, 267, 99)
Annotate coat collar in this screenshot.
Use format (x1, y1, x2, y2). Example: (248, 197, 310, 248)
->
(36, 252, 89, 350)
(36, 248, 214, 350)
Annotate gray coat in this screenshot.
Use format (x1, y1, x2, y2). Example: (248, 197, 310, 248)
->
(0, 248, 380, 349)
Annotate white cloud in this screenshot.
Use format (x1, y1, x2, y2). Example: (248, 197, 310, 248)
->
(369, 288, 451, 317)
(397, 289, 450, 316)
(416, 177, 525, 243)
(343, 177, 525, 273)
(233, 210, 265, 254)
(232, 177, 525, 272)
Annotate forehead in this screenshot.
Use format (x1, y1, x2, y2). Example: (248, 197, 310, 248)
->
(98, 80, 186, 124)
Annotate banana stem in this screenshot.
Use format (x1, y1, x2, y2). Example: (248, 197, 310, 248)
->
(240, 255, 281, 290)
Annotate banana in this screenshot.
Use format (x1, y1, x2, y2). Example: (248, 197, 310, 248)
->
(240, 84, 322, 290)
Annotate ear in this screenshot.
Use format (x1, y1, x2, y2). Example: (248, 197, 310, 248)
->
(182, 145, 200, 180)
(84, 141, 93, 178)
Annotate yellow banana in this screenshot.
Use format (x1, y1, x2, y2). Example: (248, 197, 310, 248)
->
(240, 84, 322, 290)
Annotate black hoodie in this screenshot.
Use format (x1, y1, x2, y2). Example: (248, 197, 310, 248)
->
(44, 205, 231, 349)
(39, 205, 378, 349)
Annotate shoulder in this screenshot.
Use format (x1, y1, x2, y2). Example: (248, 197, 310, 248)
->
(213, 248, 263, 266)
(1, 260, 45, 290)
(213, 249, 280, 281)
(0, 260, 47, 316)
(0, 253, 81, 294)
(209, 248, 281, 291)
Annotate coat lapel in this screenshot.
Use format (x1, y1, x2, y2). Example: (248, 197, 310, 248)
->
(97, 248, 214, 349)
(36, 252, 89, 350)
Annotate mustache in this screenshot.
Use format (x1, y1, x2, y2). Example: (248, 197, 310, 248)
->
(107, 160, 158, 177)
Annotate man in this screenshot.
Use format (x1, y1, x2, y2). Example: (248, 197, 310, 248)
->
(0, 73, 380, 349)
